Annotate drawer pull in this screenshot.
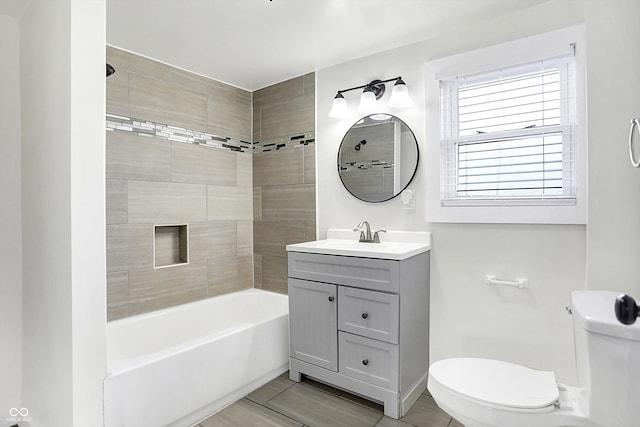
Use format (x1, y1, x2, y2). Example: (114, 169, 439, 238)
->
(362, 359, 369, 366)
(328, 296, 334, 302)
(361, 312, 368, 319)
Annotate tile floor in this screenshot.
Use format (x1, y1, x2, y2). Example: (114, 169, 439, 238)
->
(196, 372, 464, 427)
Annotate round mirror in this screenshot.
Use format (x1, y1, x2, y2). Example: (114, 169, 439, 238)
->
(337, 114, 419, 202)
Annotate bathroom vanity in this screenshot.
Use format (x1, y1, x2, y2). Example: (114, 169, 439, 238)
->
(286, 229, 431, 419)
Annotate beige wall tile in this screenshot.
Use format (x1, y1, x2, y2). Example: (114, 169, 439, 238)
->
(237, 220, 253, 256)
(253, 149, 304, 186)
(189, 221, 237, 261)
(303, 145, 315, 184)
(254, 254, 263, 289)
(106, 131, 171, 181)
(105, 58, 129, 116)
(171, 68, 234, 96)
(259, 96, 314, 140)
(128, 180, 207, 224)
(107, 271, 129, 321)
(128, 262, 208, 316)
(206, 185, 252, 220)
(171, 141, 237, 186)
(304, 221, 317, 242)
(207, 93, 252, 142)
(172, 67, 252, 140)
(253, 75, 304, 107)
(107, 46, 172, 81)
(253, 187, 262, 221)
(303, 72, 315, 96)
(106, 224, 154, 273)
(261, 184, 315, 222)
(128, 72, 208, 131)
(236, 152, 252, 187)
(254, 220, 306, 257)
(262, 255, 288, 295)
(106, 178, 128, 225)
(207, 255, 253, 296)
(253, 106, 261, 142)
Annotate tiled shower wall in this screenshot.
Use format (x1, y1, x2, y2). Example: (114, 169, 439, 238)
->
(253, 74, 316, 294)
(106, 46, 253, 320)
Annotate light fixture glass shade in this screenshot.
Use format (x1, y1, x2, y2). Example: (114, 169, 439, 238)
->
(357, 89, 378, 113)
(328, 93, 350, 118)
(388, 79, 412, 108)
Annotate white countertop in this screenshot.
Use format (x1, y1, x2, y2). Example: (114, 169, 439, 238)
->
(286, 229, 431, 260)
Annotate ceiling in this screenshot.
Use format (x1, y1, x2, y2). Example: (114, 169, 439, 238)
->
(2, 1, 550, 91)
(107, 0, 552, 91)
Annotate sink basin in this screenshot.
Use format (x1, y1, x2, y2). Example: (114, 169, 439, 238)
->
(286, 230, 431, 260)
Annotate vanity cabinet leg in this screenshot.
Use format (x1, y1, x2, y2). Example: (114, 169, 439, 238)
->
(289, 359, 302, 382)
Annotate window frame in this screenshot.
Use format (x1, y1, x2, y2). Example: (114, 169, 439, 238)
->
(424, 26, 586, 224)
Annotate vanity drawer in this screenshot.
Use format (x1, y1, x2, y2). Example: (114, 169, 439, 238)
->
(338, 332, 399, 390)
(288, 252, 400, 293)
(338, 287, 399, 344)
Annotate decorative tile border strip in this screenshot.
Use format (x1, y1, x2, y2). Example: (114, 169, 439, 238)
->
(253, 131, 315, 153)
(339, 160, 394, 171)
(106, 113, 315, 154)
(106, 113, 253, 153)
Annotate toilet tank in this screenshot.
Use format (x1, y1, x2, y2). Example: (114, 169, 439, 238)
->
(571, 290, 640, 427)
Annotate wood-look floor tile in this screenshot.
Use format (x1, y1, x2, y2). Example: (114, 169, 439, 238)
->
(201, 398, 302, 427)
(246, 374, 295, 405)
(376, 416, 416, 427)
(399, 394, 451, 427)
(266, 383, 382, 427)
(447, 417, 464, 427)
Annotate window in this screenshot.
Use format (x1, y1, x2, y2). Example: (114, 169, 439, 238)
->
(440, 54, 577, 206)
(424, 26, 586, 224)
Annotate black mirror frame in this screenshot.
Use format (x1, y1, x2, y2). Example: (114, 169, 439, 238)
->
(337, 114, 419, 203)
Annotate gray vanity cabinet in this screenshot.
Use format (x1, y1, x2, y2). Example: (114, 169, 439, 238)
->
(287, 250, 430, 419)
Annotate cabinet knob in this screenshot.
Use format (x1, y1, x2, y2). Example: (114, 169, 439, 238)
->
(361, 313, 368, 319)
(362, 359, 369, 366)
(328, 296, 334, 302)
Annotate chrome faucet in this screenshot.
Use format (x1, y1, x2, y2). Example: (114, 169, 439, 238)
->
(353, 221, 386, 243)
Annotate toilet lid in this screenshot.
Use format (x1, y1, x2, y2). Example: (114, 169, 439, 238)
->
(429, 358, 559, 410)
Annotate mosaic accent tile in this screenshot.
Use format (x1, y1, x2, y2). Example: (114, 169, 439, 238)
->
(106, 113, 254, 153)
(253, 131, 315, 152)
(106, 114, 314, 154)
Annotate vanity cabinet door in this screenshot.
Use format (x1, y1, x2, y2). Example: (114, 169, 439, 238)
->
(288, 278, 338, 371)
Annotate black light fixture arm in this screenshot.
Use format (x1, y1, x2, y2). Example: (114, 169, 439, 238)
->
(336, 76, 404, 100)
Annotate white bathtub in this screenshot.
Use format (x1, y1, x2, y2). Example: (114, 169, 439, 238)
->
(104, 289, 289, 427)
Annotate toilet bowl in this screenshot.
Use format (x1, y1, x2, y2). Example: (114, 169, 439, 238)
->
(428, 358, 592, 427)
(427, 291, 640, 427)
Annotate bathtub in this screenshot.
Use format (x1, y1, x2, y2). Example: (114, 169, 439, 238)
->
(104, 288, 289, 427)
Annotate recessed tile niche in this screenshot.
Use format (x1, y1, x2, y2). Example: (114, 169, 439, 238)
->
(154, 225, 188, 268)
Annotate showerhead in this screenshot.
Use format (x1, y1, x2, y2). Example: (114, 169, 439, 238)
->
(106, 63, 115, 77)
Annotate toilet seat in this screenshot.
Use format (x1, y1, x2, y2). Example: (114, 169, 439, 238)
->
(429, 358, 559, 412)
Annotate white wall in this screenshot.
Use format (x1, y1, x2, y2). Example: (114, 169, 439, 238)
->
(317, 0, 586, 383)
(584, 0, 640, 296)
(0, 13, 23, 424)
(20, 0, 106, 425)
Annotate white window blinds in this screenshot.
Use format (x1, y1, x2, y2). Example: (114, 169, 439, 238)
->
(440, 54, 577, 206)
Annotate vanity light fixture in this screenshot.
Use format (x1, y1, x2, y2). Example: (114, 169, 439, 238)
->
(328, 76, 412, 118)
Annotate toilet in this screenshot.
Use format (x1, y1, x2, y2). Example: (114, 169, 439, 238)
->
(427, 291, 640, 427)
